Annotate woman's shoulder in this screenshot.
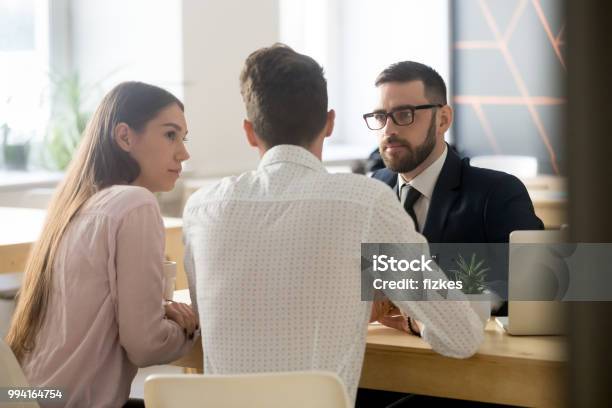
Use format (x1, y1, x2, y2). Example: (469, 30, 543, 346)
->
(104, 184, 157, 203)
(84, 185, 160, 220)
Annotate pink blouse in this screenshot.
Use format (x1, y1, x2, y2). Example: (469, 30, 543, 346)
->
(22, 185, 195, 408)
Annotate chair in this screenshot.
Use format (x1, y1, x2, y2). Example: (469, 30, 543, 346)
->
(144, 371, 351, 408)
(0, 339, 39, 408)
(470, 155, 538, 179)
(0, 272, 22, 339)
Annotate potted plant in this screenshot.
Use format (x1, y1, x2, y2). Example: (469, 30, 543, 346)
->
(45, 73, 92, 170)
(450, 253, 492, 326)
(2, 123, 30, 170)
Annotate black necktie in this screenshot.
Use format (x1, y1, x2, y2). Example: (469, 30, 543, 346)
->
(402, 185, 422, 231)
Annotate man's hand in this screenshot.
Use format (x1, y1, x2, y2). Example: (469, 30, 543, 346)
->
(370, 297, 421, 335)
(370, 297, 397, 322)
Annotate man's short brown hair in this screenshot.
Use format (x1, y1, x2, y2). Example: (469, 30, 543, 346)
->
(239, 43, 328, 148)
(375, 61, 447, 105)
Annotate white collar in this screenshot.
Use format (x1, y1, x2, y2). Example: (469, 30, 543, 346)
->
(258, 144, 326, 173)
(397, 144, 448, 199)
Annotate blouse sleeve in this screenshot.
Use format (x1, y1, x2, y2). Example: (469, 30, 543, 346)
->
(115, 202, 195, 367)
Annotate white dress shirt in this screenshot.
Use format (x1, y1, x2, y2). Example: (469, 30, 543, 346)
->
(398, 145, 448, 231)
(183, 145, 483, 403)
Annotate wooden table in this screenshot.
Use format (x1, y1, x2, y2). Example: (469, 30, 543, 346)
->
(0, 207, 188, 289)
(361, 322, 567, 407)
(171, 290, 566, 407)
(523, 175, 567, 229)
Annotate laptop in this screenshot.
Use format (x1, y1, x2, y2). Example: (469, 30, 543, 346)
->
(495, 229, 569, 335)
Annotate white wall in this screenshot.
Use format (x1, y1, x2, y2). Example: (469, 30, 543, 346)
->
(339, 0, 451, 148)
(68, 0, 280, 178)
(181, 0, 279, 177)
(279, 0, 451, 159)
(67, 0, 448, 177)
(70, 0, 183, 102)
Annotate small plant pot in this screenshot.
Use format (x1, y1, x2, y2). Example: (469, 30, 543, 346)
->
(465, 294, 492, 327)
(3, 144, 29, 170)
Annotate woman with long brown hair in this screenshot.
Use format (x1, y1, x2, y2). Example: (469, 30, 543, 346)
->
(5, 82, 198, 408)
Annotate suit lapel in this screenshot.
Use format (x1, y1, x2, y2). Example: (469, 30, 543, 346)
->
(422, 147, 463, 243)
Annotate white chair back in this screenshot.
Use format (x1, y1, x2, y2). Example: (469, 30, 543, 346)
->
(470, 155, 538, 178)
(0, 339, 39, 408)
(144, 371, 351, 408)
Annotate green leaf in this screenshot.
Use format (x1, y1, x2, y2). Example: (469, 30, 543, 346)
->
(44, 71, 94, 170)
(451, 252, 489, 294)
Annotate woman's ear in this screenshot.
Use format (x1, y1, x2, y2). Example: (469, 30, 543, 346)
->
(114, 123, 133, 152)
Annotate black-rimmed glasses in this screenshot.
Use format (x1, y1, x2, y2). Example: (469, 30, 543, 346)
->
(363, 104, 443, 130)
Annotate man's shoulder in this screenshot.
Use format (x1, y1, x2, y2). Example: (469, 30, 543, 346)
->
(371, 168, 396, 187)
(368, 158, 524, 192)
(461, 161, 527, 194)
(183, 173, 253, 212)
(184, 171, 395, 211)
(321, 172, 397, 201)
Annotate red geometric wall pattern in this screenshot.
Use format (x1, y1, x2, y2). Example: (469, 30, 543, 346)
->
(452, 0, 565, 174)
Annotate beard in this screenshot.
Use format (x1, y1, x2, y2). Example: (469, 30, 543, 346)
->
(379, 112, 437, 174)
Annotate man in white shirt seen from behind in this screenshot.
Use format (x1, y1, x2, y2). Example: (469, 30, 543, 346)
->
(183, 43, 484, 406)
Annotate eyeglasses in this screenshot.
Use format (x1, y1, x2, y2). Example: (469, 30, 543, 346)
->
(363, 104, 443, 130)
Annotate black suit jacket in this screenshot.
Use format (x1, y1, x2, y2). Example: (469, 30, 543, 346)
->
(371, 146, 544, 243)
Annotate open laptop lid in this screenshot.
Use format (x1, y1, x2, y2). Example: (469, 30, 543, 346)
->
(503, 229, 569, 335)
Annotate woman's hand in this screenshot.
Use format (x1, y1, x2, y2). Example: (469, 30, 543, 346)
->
(164, 302, 198, 338)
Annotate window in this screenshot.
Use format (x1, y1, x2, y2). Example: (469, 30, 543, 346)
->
(0, 0, 50, 149)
